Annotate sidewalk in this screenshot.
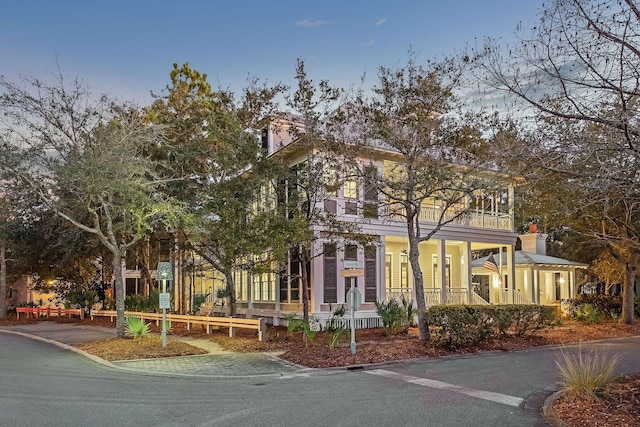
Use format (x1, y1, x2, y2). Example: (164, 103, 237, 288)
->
(0, 321, 305, 378)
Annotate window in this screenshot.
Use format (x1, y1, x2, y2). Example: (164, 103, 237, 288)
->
(364, 246, 377, 302)
(323, 167, 339, 197)
(385, 254, 392, 290)
(400, 253, 409, 290)
(343, 166, 358, 199)
(323, 244, 337, 303)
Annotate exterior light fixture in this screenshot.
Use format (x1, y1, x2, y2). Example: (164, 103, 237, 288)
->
(156, 262, 173, 281)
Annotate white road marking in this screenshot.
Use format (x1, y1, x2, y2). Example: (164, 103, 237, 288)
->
(366, 369, 524, 407)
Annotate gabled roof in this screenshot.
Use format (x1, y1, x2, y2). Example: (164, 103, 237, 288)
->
(472, 251, 588, 269)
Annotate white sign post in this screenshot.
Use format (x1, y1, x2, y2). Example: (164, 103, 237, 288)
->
(156, 262, 173, 348)
(342, 261, 363, 355)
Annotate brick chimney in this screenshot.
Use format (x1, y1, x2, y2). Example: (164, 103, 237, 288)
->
(520, 223, 548, 255)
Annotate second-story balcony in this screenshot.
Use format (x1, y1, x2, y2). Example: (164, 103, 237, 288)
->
(327, 198, 512, 231)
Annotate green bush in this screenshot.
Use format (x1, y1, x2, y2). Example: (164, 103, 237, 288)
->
(125, 316, 151, 342)
(576, 303, 602, 325)
(374, 299, 404, 335)
(193, 294, 206, 314)
(425, 305, 557, 349)
(284, 313, 303, 335)
(491, 305, 556, 336)
(124, 290, 161, 312)
(327, 327, 345, 350)
(563, 294, 622, 319)
(325, 304, 347, 332)
(400, 295, 418, 328)
(425, 305, 494, 350)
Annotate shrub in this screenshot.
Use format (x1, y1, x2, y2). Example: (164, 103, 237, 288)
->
(327, 327, 345, 350)
(193, 294, 206, 314)
(400, 295, 418, 328)
(576, 303, 602, 325)
(374, 299, 404, 335)
(125, 316, 151, 342)
(301, 320, 318, 348)
(425, 305, 556, 349)
(499, 305, 556, 336)
(125, 291, 161, 312)
(563, 294, 622, 319)
(556, 346, 620, 399)
(326, 304, 347, 332)
(284, 313, 303, 335)
(425, 305, 494, 350)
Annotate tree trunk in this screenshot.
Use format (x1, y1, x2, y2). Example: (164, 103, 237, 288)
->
(223, 268, 237, 317)
(0, 245, 7, 320)
(622, 253, 637, 324)
(300, 248, 310, 322)
(408, 233, 428, 341)
(113, 255, 126, 337)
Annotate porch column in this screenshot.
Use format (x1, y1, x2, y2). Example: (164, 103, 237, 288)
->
(534, 268, 540, 304)
(507, 245, 516, 304)
(528, 267, 535, 303)
(438, 239, 446, 304)
(569, 270, 576, 298)
(462, 241, 472, 301)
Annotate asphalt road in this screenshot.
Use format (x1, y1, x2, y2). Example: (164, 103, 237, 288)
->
(1, 330, 639, 426)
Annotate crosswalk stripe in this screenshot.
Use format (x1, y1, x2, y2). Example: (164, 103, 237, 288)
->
(365, 369, 524, 407)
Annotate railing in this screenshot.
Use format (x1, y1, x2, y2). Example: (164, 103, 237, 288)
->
(386, 288, 414, 303)
(424, 288, 490, 306)
(500, 290, 534, 305)
(16, 307, 85, 319)
(91, 310, 266, 342)
(387, 204, 511, 231)
(470, 291, 490, 305)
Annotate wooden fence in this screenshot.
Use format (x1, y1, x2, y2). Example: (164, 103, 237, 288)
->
(90, 310, 266, 342)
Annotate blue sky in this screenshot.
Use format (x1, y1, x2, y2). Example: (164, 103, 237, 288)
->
(2, 1, 542, 105)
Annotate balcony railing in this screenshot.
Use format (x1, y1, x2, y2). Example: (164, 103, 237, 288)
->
(386, 204, 511, 231)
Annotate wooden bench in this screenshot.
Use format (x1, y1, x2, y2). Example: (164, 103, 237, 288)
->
(91, 310, 266, 342)
(16, 307, 85, 320)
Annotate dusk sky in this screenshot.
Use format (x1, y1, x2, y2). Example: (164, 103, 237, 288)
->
(2, 1, 543, 105)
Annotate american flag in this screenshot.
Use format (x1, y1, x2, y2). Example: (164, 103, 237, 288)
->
(483, 254, 500, 274)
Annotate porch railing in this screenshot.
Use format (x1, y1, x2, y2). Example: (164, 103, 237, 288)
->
(386, 288, 414, 304)
(500, 289, 534, 305)
(423, 288, 489, 306)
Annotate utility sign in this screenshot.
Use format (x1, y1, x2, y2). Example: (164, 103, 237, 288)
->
(159, 293, 171, 309)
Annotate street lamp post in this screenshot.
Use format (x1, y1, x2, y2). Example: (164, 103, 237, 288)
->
(156, 262, 173, 348)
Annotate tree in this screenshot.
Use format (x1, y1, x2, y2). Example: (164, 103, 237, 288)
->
(477, 0, 640, 323)
(342, 55, 504, 341)
(0, 72, 180, 336)
(149, 63, 288, 316)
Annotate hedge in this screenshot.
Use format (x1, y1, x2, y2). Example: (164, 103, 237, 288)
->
(425, 305, 557, 350)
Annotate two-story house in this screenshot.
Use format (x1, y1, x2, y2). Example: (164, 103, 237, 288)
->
(197, 114, 545, 328)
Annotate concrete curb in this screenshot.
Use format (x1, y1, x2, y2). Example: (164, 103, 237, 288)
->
(542, 390, 572, 427)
